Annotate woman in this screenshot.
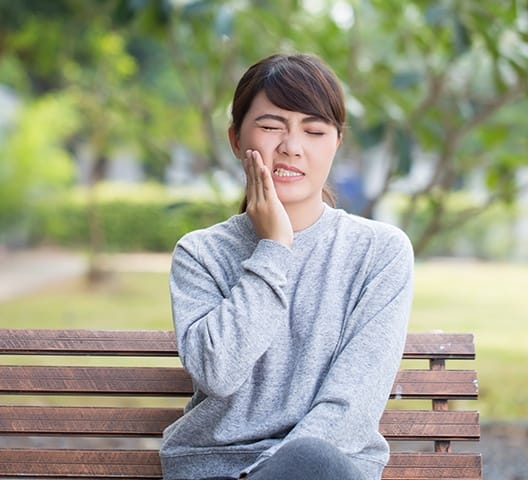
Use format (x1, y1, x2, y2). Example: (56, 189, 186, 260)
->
(160, 53, 414, 480)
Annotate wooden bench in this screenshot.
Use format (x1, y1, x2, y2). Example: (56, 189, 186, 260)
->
(0, 329, 482, 479)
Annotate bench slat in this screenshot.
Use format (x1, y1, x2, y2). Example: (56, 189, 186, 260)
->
(385, 453, 482, 479)
(0, 406, 480, 440)
(381, 410, 480, 440)
(403, 333, 475, 359)
(0, 366, 194, 396)
(0, 450, 481, 479)
(383, 453, 482, 480)
(0, 449, 161, 478)
(0, 329, 475, 359)
(0, 366, 478, 399)
(0, 406, 183, 436)
(393, 370, 478, 399)
(0, 329, 179, 357)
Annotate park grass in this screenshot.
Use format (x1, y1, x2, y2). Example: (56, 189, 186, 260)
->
(408, 260, 528, 420)
(0, 272, 174, 331)
(0, 260, 526, 419)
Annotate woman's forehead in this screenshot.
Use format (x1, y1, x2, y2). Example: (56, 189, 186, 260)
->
(249, 91, 325, 121)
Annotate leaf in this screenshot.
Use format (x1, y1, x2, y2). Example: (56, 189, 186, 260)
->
(425, 3, 450, 26)
(214, 4, 234, 37)
(357, 123, 386, 149)
(391, 71, 422, 89)
(452, 18, 472, 57)
(394, 127, 413, 175)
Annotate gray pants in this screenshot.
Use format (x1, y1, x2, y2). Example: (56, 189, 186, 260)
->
(201, 437, 366, 480)
(247, 438, 366, 480)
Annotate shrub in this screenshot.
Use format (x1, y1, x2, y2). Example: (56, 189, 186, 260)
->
(29, 183, 240, 252)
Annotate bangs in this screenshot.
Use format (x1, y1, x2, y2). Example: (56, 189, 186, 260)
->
(261, 58, 344, 131)
(231, 53, 345, 135)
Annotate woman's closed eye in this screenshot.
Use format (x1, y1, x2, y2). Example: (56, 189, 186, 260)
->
(303, 119, 331, 136)
(259, 124, 283, 131)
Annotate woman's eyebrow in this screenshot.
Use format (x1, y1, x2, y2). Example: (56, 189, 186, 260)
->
(254, 114, 287, 123)
(302, 115, 327, 124)
(254, 114, 327, 124)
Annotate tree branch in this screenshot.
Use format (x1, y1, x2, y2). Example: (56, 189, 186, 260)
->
(361, 125, 398, 218)
(408, 71, 446, 125)
(458, 82, 526, 138)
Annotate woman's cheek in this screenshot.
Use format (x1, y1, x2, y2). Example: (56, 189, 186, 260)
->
(253, 141, 275, 166)
(243, 131, 274, 167)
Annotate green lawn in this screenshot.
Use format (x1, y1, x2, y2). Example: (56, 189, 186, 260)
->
(0, 272, 174, 331)
(0, 260, 526, 419)
(409, 260, 528, 420)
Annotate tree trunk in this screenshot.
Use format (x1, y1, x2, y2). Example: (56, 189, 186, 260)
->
(86, 151, 110, 283)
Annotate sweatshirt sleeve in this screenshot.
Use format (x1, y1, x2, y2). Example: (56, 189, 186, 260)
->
(242, 228, 414, 478)
(170, 235, 292, 399)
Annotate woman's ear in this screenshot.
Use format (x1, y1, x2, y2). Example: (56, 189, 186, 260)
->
(228, 125, 241, 158)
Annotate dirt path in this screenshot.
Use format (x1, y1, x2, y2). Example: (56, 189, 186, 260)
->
(476, 422, 528, 480)
(0, 247, 172, 302)
(0, 247, 87, 301)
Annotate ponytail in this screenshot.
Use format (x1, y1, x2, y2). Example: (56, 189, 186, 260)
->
(322, 183, 337, 208)
(238, 195, 248, 214)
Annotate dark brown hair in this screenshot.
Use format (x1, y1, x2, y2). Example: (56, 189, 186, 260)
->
(232, 53, 346, 212)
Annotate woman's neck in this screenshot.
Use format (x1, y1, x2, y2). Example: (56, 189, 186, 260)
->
(285, 199, 326, 232)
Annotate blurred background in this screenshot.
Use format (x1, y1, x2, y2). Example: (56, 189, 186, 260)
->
(0, 1, 527, 478)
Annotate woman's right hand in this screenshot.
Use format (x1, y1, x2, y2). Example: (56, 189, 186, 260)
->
(243, 149, 293, 249)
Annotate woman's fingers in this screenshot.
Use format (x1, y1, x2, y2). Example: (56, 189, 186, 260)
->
(259, 158, 275, 203)
(242, 149, 293, 248)
(251, 150, 268, 201)
(245, 149, 267, 203)
(243, 150, 257, 202)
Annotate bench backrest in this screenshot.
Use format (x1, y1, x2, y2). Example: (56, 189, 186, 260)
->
(0, 329, 481, 479)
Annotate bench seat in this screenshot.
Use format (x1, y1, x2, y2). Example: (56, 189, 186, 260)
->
(0, 329, 482, 479)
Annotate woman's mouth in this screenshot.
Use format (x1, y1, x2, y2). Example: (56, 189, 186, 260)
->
(272, 165, 305, 178)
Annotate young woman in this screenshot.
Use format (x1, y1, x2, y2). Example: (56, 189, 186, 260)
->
(160, 53, 414, 480)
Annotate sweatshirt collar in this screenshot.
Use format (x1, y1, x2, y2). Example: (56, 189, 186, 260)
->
(235, 204, 338, 248)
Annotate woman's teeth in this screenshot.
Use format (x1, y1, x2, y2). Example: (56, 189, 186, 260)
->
(274, 168, 303, 177)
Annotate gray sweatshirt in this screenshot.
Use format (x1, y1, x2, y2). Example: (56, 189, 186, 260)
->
(160, 205, 414, 480)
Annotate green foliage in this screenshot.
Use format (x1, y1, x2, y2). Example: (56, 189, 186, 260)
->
(0, 55, 31, 93)
(0, 0, 527, 254)
(0, 94, 79, 237)
(30, 184, 239, 252)
(388, 191, 520, 259)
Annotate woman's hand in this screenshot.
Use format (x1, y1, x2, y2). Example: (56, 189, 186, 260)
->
(243, 149, 293, 248)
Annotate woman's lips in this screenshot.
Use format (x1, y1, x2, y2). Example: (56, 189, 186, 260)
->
(272, 164, 305, 181)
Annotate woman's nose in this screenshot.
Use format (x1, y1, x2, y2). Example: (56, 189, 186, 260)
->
(278, 132, 303, 157)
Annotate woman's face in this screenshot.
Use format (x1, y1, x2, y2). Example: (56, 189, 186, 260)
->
(229, 91, 341, 209)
